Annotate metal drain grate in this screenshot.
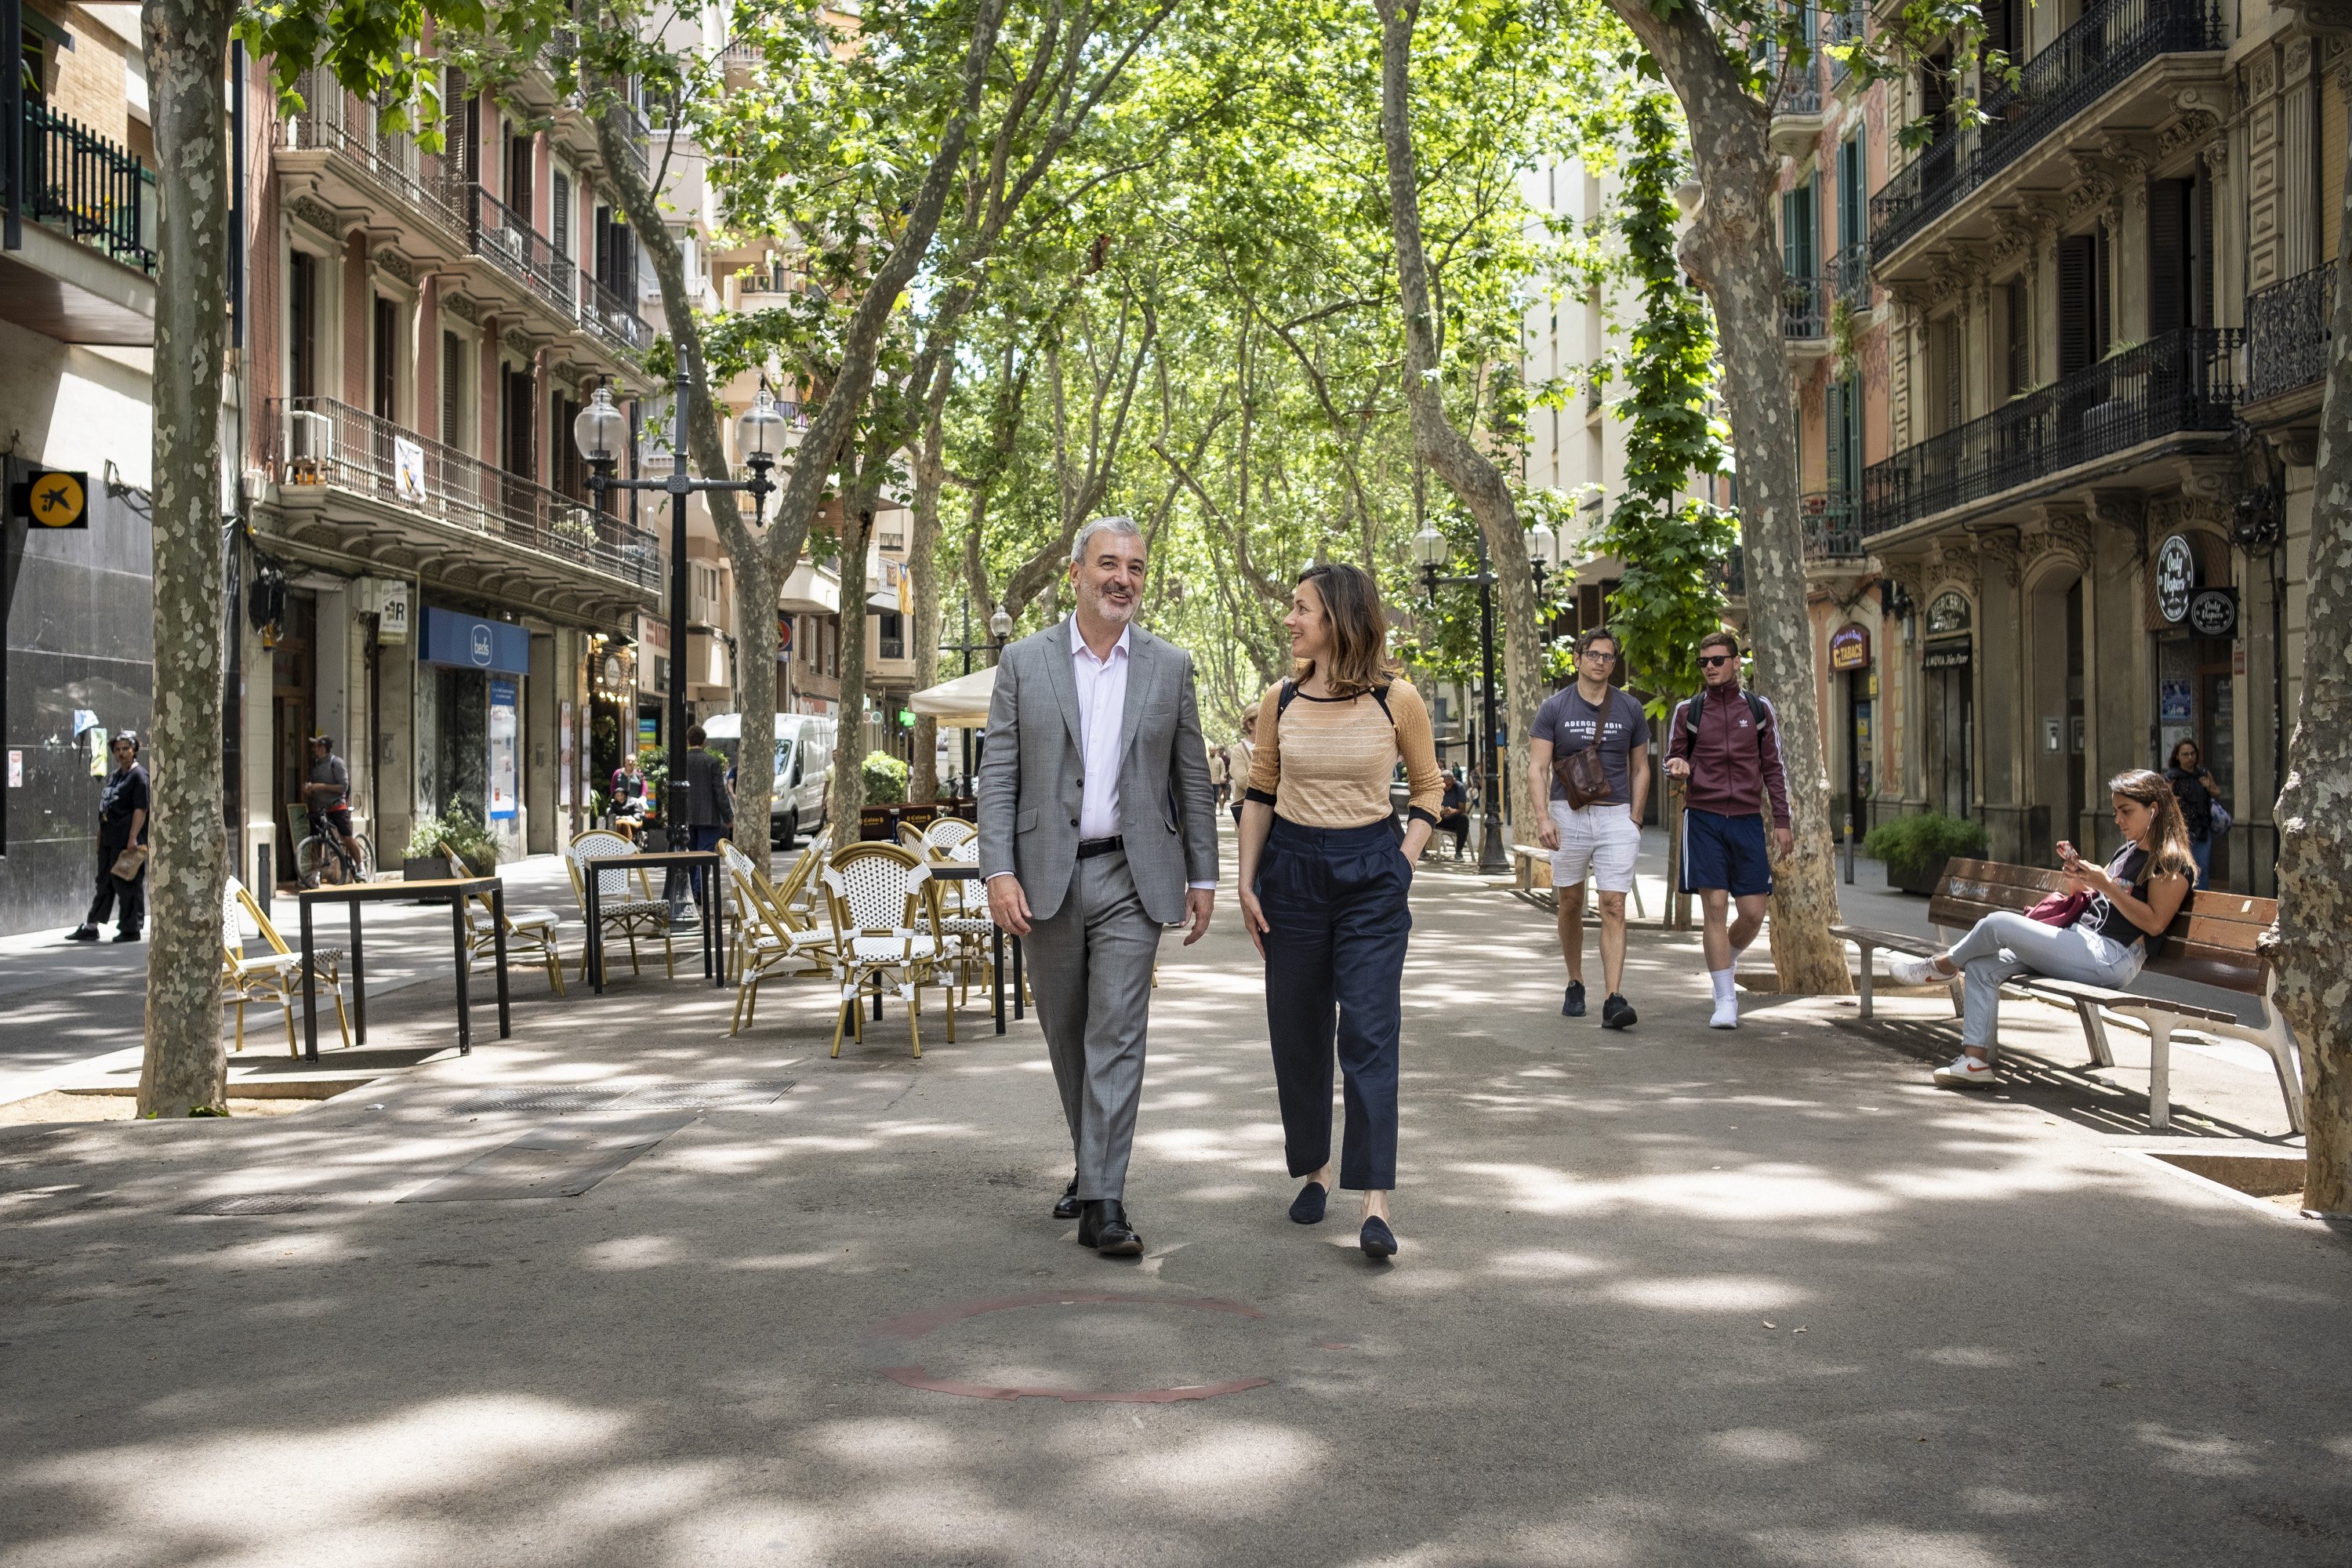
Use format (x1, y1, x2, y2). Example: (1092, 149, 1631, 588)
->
(620, 1080, 795, 1109)
(450, 1088, 633, 1114)
(177, 1193, 323, 1216)
(449, 1082, 793, 1115)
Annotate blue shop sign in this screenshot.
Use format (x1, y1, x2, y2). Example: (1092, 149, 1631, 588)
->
(420, 608, 529, 675)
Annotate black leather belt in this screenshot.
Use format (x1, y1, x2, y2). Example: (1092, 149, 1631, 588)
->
(1076, 836, 1125, 859)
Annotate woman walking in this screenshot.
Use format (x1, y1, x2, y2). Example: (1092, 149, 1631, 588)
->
(1236, 563, 1443, 1258)
(2163, 739, 2226, 889)
(1888, 769, 2194, 1087)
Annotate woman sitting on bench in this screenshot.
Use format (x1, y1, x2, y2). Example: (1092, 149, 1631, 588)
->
(1888, 769, 2194, 1089)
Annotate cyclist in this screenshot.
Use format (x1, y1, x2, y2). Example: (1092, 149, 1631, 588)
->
(303, 734, 363, 876)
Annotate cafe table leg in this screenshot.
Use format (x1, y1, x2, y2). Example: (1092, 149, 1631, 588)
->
(491, 884, 511, 1038)
(450, 895, 473, 1053)
(301, 898, 320, 1063)
(704, 858, 721, 987)
(349, 901, 368, 1044)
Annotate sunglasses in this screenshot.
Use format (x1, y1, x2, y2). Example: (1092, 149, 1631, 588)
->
(1698, 654, 1735, 667)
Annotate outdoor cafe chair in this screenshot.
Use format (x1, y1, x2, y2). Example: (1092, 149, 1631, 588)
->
(818, 841, 951, 1058)
(717, 837, 833, 984)
(723, 842, 833, 1036)
(564, 829, 676, 981)
(441, 839, 567, 996)
(221, 875, 350, 1056)
(918, 821, 992, 1006)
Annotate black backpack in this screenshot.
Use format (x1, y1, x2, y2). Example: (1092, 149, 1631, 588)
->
(1682, 687, 1768, 742)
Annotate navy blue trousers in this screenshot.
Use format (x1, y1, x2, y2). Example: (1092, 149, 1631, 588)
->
(1258, 817, 1412, 1190)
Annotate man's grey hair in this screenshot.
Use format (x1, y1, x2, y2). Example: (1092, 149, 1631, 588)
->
(1071, 514, 1145, 564)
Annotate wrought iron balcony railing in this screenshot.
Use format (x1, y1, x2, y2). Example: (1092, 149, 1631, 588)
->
(579, 271, 652, 358)
(1868, 0, 2224, 253)
(468, 183, 576, 319)
(1826, 0, 1864, 78)
(1784, 274, 1831, 340)
(1863, 327, 2242, 535)
(281, 71, 468, 238)
(1802, 490, 1864, 557)
(1828, 241, 1870, 307)
(268, 394, 661, 590)
(23, 102, 157, 274)
(2244, 265, 2334, 405)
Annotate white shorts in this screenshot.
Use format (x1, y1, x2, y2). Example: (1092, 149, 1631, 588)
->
(1549, 800, 1640, 894)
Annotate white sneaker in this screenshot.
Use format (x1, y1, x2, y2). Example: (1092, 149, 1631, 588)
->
(1933, 1054, 1996, 1087)
(1888, 953, 1944, 987)
(1709, 1000, 1739, 1029)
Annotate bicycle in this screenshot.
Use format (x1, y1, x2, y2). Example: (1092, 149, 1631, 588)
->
(294, 803, 376, 888)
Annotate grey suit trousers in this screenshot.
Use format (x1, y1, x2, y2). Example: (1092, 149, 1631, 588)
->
(1022, 850, 1163, 1201)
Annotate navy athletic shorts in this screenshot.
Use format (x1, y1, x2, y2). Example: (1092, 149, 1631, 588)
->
(1680, 807, 1771, 897)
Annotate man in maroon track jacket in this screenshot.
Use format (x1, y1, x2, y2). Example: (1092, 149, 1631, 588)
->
(1665, 630, 1792, 1029)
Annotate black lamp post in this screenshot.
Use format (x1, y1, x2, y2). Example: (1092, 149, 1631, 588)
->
(1413, 523, 1509, 873)
(573, 368, 797, 844)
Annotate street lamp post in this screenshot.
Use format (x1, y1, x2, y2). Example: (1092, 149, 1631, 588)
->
(1413, 523, 1510, 874)
(572, 368, 794, 848)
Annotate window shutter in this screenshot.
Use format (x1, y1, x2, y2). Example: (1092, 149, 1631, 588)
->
(2058, 237, 2093, 379)
(2194, 175, 2214, 328)
(1825, 381, 1847, 495)
(552, 172, 571, 260)
(2148, 179, 2187, 336)
(1939, 318, 1962, 432)
(441, 332, 463, 448)
(2325, 75, 2347, 267)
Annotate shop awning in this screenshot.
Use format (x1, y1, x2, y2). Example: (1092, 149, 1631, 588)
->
(907, 666, 995, 728)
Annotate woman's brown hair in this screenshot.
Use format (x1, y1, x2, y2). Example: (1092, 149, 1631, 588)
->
(1294, 562, 1397, 699)
(2109, 768, 2198, 884)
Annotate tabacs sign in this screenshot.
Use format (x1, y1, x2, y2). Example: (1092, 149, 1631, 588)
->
(10, 470, 88, 528)
(1829, 623, 1871, 671)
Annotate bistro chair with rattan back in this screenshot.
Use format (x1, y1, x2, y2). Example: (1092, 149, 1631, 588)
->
(818, 841, 949, 1058)
(918, 818, 991, 1006)
(564, 829, 675, 981)
(441, 838, 566, 996)
(221, 876, 350, 1056)
(722, 840, 833, 1035)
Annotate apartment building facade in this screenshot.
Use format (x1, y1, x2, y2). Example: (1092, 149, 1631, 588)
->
(1758, 0, 2329, 895)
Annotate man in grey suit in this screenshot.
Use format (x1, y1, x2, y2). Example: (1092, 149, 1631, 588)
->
(980, 516, 1217, 1255)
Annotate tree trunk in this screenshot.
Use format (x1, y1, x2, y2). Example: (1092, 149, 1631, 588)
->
(1370, 0, 1544, 840)
(908, 387, 951, 804)
(830, 482, 877, 852)
(136, 0, 234, 1117)
(1602, 0, 1851, 994)
(591, 96, 772, 861)
(2271, 169, 2352, 1212)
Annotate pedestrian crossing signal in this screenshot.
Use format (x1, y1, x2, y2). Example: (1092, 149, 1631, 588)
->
(11, 470, 89, 528)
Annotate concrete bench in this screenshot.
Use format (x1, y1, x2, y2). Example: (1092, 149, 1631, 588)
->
(1840, 856, 2301, 1132)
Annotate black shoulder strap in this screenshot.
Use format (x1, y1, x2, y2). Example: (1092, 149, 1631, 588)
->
(1745, 691, 1767, 727)
(1277, 680, 1300, 717)
(1682, 688, 1704, 735)
(1370, 683, 1394, 723)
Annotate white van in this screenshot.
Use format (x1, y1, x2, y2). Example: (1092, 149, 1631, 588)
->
(699, 713, 837, 847)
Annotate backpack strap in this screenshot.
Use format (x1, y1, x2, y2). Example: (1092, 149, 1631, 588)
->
(1276, 679, 1301, 717)
(1370, 683, 1394, 724)
(1682, 687, 1704, 736)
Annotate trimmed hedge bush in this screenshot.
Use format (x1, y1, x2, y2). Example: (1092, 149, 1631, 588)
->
(862, 750, 910, 805)
(1861, 811, 1987, 887)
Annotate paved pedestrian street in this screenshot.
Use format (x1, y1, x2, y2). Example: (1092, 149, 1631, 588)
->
(3, 849, 2348, 1566)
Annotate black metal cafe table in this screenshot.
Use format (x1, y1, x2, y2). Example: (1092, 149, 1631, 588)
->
(296, 877, 510, 1063)
(580, 849, 724, 995)
(924, 861, 1023, 1034)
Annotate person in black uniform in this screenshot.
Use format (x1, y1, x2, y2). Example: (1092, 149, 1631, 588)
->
(67, 731, 149, 942)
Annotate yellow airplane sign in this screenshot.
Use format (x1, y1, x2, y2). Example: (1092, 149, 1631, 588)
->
(12, 470, 89, 529)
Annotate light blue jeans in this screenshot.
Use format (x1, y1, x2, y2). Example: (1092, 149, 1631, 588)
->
(1947, 911, 2143, 1052)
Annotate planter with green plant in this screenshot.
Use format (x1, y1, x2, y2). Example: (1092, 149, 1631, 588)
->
(1861, 811, 1988, 895)
(404, 809, 499, 878)
(862, 750, 909, 806)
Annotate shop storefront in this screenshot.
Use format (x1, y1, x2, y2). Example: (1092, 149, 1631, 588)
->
(419, 608, 531, 849)
(2149, 530, 2240, 886)
(1920, 591, 1974, 820)
(1829, 622, 1874, 844)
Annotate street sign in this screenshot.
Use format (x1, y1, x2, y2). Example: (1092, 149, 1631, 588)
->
(11, 470, 88, 528)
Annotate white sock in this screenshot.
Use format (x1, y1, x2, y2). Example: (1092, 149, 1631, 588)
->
(1711, 968, 1735, 1005)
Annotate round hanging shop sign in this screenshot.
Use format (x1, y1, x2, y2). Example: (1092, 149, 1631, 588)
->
(2154, 533, 2197, 623)
(1830, 622, 1871, 670)
(2187, 586, 2238, 639)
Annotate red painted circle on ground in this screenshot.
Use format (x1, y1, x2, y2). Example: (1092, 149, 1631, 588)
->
(871, 1291, 1273, 1404)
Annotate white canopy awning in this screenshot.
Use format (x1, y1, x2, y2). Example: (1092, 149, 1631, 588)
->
(908, 666, 996, 728)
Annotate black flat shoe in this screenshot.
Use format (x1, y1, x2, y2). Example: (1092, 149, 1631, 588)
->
(64, 927, 98, 942)
(1077, 1199, 1143, 1256)
(1052, 1177, 1081, 1221)
(1288, 1181, 1328, 1225)
(1359, 1217, 1398, 1258)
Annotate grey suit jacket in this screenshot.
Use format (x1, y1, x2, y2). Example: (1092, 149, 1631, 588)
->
(976, 619, 1218, 924)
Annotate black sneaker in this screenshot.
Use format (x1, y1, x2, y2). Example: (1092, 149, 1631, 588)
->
(65, 925, 100, 942)
(1562, 981, 1586, 1018)
(1601, 993, 1637, 1030)
(112, 929, 141, 942)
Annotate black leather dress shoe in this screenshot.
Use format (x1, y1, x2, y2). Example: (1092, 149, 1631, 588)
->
(1052, 1177, 1081, 1221)
(1077, 1199, 1143, 1255)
